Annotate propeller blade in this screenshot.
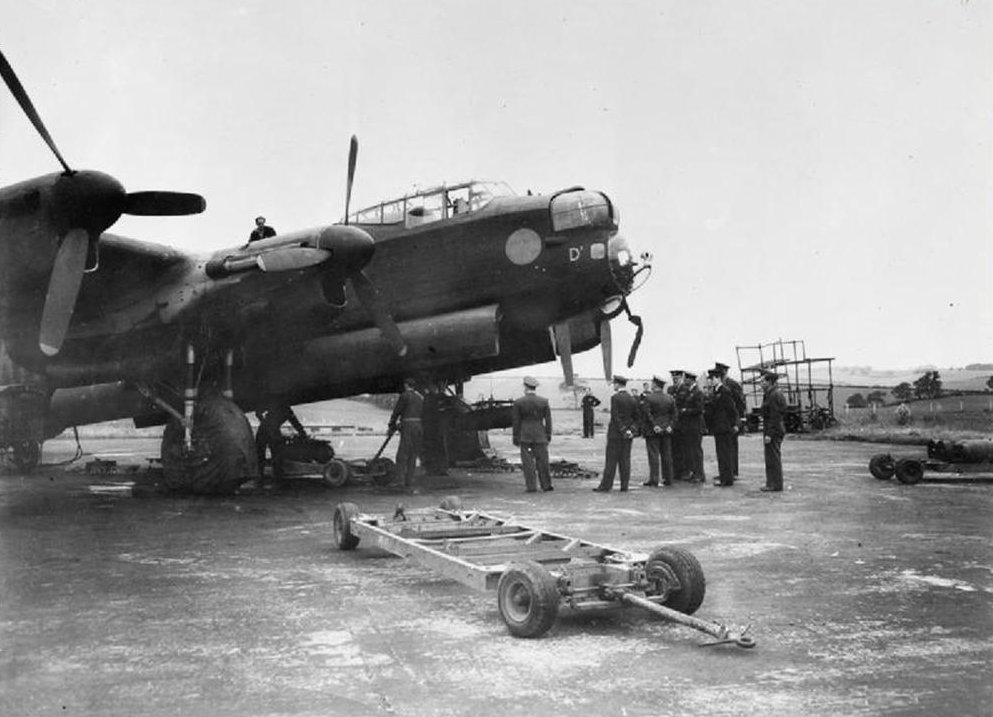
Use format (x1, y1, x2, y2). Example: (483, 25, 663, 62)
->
(350, 270, 407, 356)
(0, 49, 72, 173)
(39, 229, 89, 356)
(600, 318, 613, 381)
(257, 247, 331, 273)
(344, 135, 358, 225)
(623, 300, 644, 368)
(124, 191, 206, 216)
(552, 321, 574, 387)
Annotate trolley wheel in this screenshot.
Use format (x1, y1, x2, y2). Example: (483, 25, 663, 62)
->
(332, 502, 360, 550)
(367, 457, 396, 486)
(439, 495, 463, 511)
(322, 459, 351, 488)
(645, 546, 706, 615)
(894, 458, 924, 485)
(868, 454, 896, 480)
(496, 561, 560, 638)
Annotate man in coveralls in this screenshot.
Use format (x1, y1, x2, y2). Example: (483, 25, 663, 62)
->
(389, 377, 424, 491)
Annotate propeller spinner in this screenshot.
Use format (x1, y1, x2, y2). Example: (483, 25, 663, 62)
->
(0, 48, 206, 356)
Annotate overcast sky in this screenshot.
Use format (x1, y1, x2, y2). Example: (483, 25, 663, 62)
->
(2, 1, 990, 379)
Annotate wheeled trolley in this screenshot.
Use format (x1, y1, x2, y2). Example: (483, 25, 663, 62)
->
(869, 439, 993, 485)
(273, 433, 397, 488)
(332, 498, 755, 647)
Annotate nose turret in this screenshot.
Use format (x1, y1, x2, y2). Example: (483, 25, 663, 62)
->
(608, 234, 652, 297)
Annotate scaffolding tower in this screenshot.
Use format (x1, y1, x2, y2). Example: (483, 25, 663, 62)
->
(735, 339, 836, 433)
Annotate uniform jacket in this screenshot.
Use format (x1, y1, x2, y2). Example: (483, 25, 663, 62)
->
(389, 388, 424, 430)
(607, 390, 640, 440)
(707, 384, 739, 434)
(512, 393, 552, 444)
(643, 390, 677, 434)
(581, 393, 601, 414)
(725, 376, 747, 418)
(762, 386, 787, 438)
(676, 383, 705, 434)
(248, 225, 277, 243)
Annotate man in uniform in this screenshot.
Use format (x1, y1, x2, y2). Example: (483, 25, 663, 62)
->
(760, 370, 787, 492)
(388, 377, 424, 491)
(707, 369, 739, 487)
(511, 376, 553, 493)
(593, 375, 639, 492)
(641, 375, 677, 487)
(677, 371, 706, 483)
(668, 369, 685, 479)
(714, 361, 746, 477)
(248, 215, 277, 243)
(581, 388, 601, 438)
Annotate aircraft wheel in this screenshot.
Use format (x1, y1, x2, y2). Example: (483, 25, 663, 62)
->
(367, 457, 396, 486)
(161, 396, 257, 495)
(333, 502, 360, 550)
(868, 454, 896, 480)
(895, 458, 924, 485)
(497, 561, 560, 638)
(11, 440, 41, 472)
(645, 546, 706, 615)
(322, 459, 351, 488)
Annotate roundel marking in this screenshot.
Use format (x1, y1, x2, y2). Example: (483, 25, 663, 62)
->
(505, 228, 543, 265)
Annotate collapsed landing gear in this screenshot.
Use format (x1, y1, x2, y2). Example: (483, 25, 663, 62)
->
(160, 395, 257, 495)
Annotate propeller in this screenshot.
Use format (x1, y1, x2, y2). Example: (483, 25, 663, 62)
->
(552, 321, 574, 387)
(2, 48, 207, 356)
(344, 135, 358, 225)
(351, 272, 408, 356)
(600, 318, 613, 381)
(38, 229, 88, 356)
(336, 135, 407, 355)
(623, 299, 644, 368)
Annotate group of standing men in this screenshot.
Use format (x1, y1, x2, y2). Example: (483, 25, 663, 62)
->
(592, 362, 787, 493)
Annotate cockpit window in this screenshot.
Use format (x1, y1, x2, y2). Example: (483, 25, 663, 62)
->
(346, 181, 515, 225)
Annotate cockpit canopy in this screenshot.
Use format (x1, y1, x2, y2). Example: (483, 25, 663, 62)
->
(345, 180, 516, 227)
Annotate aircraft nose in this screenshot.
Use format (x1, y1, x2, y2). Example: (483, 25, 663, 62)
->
(318, 224, 376, 274)
(608, 234, 652, 296)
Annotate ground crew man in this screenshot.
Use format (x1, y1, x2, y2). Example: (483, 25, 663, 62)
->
(707, 369, 739, 486)
(248, 215, 276, 243)
(642, 375, 677, 487)
(593, 375, 639, 492)
(512, 376, 553, 492)
(714, 361, 746, 476)
(677, 371, 706, 483)
(580, 388, 601, 438)
(255, 405, 306, 481)
(760, 370, 787, 492)
(389, 377, 424, 491)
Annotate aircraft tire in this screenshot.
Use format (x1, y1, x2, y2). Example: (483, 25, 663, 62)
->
(645, 546, 706, 615)
(12, 440, 41, 473)
(161, 396, 258, 495)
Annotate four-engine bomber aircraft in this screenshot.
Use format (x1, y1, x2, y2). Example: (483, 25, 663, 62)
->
(0, 49, 651, 493)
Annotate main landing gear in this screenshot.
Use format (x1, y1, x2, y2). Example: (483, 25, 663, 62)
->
(142, 345, 256, 495)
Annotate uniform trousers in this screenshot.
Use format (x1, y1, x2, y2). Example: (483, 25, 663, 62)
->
(644, 434, 674, 485)
(519, 442, 551, 491)
(714, 432, 735, 485)
(598, 436, 633, 491)
(395, 419, 423, 487)
(764, 435, 783, 490)
(682, 430, 705, 481)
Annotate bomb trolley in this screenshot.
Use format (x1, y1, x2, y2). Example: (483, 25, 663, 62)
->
(274, 432, 397, 488)
(868, 439, 993, 485)
(332, 498, 755, 647)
